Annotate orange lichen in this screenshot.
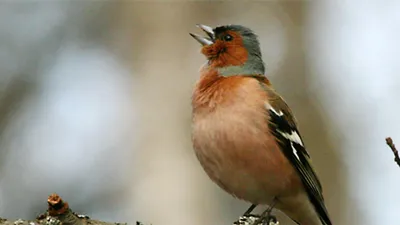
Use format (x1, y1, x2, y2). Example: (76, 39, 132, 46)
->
(47, 193, 69, 216)
(201, 30, 248, 68)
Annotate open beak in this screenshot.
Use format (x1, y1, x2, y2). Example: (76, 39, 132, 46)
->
(189, 24, 215, 46)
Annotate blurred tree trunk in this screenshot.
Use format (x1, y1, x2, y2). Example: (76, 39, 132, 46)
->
(116, 2, 223, 225)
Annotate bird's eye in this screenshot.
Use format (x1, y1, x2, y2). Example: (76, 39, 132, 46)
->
(223, 34, 233, 41)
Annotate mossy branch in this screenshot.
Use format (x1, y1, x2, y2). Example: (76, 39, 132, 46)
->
(0, 194, 268, 225)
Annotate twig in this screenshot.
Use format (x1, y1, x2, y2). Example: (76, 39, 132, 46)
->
(386, 137, 400, 168)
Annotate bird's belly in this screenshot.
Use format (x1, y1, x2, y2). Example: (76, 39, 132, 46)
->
(192, 109, 300, 204)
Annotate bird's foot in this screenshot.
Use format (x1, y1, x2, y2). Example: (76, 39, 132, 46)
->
(251, 199, 278, 225)
(233, 214, 259, 225)
(233, 214, 279, 225)
(252, 214, 279, 225)
(263, 215, 279, 225)
(236, 199, 278, 225)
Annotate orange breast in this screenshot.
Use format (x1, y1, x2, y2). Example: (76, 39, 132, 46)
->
(192, 75, 302, 203)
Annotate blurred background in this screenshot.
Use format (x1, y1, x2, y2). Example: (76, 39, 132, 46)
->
(0, 1, 399, 225)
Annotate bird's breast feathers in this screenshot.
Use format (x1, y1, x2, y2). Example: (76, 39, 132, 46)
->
(191, 76, 302, 202)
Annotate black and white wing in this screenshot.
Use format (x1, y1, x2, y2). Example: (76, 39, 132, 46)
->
(259, 81, 332, 225)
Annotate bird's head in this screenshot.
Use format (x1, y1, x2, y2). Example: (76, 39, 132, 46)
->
(190, 24, 265, 76)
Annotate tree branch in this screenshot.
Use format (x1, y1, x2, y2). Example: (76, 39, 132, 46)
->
(386, 137, 400, 167)
(0, 194, 269, 225)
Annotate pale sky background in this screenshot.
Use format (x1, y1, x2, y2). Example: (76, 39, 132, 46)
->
(0, 1, 399, 225)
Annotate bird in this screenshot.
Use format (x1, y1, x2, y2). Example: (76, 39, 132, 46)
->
(189, 24, 332, 225)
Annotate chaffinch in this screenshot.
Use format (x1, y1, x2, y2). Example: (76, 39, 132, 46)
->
(189, 24, 332, 225)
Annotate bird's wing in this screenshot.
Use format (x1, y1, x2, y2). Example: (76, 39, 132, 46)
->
(252, 76, 332, 225)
